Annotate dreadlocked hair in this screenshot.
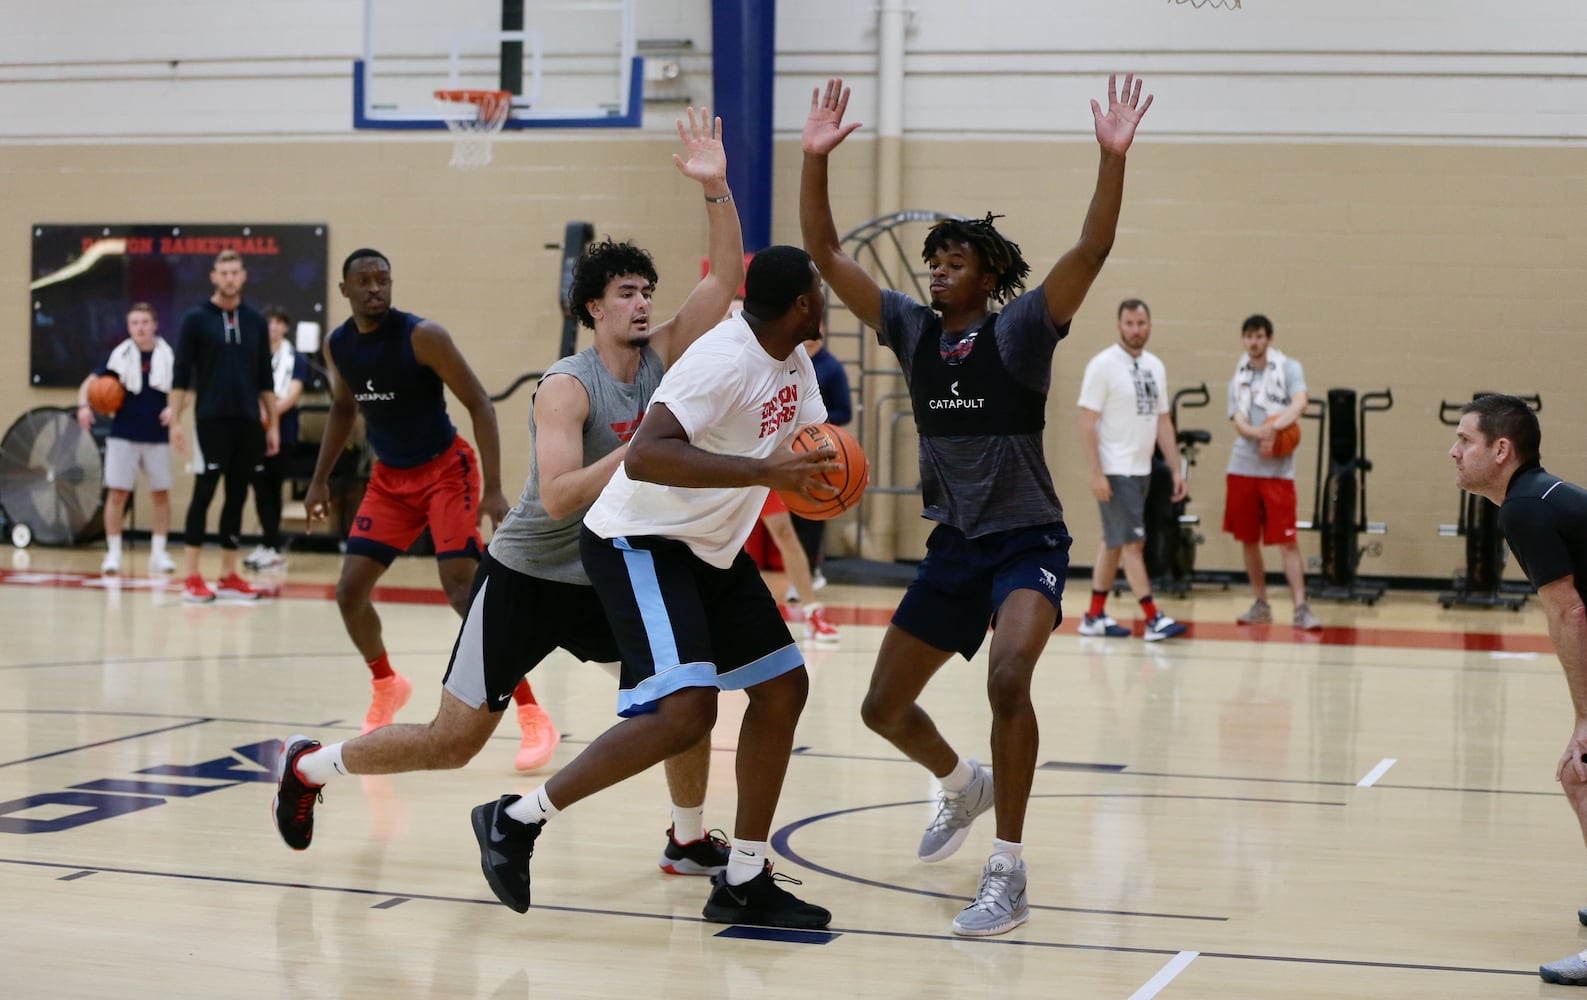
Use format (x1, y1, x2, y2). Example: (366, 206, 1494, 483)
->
(922, 213, 1030, 304)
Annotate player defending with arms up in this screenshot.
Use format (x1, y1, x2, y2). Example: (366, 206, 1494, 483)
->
(801, 74, 1152, 936)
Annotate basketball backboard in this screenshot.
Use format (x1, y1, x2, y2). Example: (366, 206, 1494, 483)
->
(354, 0, 641, 131)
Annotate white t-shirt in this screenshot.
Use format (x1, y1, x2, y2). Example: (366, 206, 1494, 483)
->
(584, 316, 828, 568)
(1076, 343, 1168, 476)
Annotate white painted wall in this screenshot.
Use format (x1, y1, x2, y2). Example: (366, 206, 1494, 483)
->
(1, 0, 1582, 142)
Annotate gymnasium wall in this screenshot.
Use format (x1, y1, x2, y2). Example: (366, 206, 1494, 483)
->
(3, 0, 1583, 582)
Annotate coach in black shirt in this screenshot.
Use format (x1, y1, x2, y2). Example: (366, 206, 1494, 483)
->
(1450, 392, 1587, 985)
(166, 249, 278, 602)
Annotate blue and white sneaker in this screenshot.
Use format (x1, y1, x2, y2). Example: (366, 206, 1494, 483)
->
(1077, 613, 1130, 638)
(1143, 613, 1188, 642)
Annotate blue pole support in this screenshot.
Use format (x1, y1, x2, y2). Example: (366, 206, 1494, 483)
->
(710, 0, 775, 254)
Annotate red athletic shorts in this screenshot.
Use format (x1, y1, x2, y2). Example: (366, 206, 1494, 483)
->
(347, 434, 482, 564)
(760, 491, 788, 518)
(1222, 474, 1299, 546)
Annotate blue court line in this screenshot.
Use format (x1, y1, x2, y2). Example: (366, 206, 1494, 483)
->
(372, 897, 409, 910)
(0, 719, 215, 769)
(768, 794, 1345, 923)
(0, 856, 1531, 978)
(56, 871, 95, 881)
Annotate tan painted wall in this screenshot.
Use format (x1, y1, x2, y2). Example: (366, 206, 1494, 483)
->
(5, 136, 1583, 583)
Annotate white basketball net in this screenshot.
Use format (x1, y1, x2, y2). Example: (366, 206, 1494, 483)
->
(1169, 0, 1240, 7)
(436, 91, 511, 169)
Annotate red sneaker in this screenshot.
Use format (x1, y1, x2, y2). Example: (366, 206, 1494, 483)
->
(803, 603, 841, 645)
(182, 574, 216, 604)
(214, 572, 261, 601)
(362, 672, 413, 734)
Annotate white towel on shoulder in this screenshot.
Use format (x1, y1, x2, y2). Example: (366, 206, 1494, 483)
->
(105, 337, 174, 395)
(1233, 345, 1290, 421)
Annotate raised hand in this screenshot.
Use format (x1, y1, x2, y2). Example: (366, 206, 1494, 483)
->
(1090, 73, 1153, 156)
(803, 78, 863, 156)
(672, 106, 727, 185)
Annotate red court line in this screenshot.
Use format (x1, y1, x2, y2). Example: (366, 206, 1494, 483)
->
(0, 569, 1553, 655)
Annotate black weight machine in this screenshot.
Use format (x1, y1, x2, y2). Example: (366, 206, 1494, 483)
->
(1435, 393, 1539, 611)
(1142, 383, 1230, 597)
(1300, 387, 1393, 605)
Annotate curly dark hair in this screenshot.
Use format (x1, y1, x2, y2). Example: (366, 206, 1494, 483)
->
(569, 239, 659, 329)
(921, 213, 1030, 305)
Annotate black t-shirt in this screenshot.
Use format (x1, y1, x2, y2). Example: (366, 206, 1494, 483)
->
(172, 300, 272, 421)
(1499, 461, 1587, 605)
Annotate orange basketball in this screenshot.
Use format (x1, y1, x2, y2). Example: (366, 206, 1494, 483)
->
(87, 375, 125, 416)
(777, 423, 867, 521)
(1262, 415, 1301, 458)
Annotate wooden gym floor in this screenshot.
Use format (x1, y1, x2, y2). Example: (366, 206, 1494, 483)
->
(0, 545, 1581, 998)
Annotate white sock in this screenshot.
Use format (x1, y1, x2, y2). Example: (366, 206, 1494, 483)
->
(505, 786, 559, 826)
(991, 837, 1023, 866)
(296, 742, 346, 785)
(725, 839, 768, 886)
(106, 536, 122, 557)
(671, 803, 706, 844)
(151, 534, 167, 556)
(938, 757, 975, 793)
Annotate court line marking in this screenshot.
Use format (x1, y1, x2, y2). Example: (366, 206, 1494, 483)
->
(1357, 758, 1398, 787)
(1129, 950, 1198, 1000)
(0, 855, 1534, 977)
(0, 719, 214, 769)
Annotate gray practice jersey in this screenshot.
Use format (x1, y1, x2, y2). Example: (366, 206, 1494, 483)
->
(487, 346, 664, 583)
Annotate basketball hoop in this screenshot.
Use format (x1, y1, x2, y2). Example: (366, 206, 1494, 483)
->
(1169, 0, 1240, 8)
(433, 89, 512, 168)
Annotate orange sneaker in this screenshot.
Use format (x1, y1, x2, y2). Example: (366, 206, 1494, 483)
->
(804, 603, 841, 645)
(361, 672, 412, 734)
(514, 703, 561, 771)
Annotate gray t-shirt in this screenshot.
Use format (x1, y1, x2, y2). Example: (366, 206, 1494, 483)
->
(488, 346, 663, 583)
(1225, 356, 1306, 479)
(878, 288, 1068, 537)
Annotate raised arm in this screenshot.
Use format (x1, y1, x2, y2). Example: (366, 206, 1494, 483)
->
(532, 373, 628, 521)
(411, 321, 509, 526)
(649, 107, 744, 367)
(800, 78, 883, 331)
(1041, 74, 1153, 327)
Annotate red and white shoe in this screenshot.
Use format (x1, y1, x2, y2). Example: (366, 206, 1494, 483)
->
(514, 703, 562, 771)
(182, 574, 216, 604)
(803, 603, 841, 644)
(214, 572, 261, 601)
(362, 672, 413, 734)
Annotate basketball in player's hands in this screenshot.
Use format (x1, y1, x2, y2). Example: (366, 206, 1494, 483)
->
(87, 375, 125, 416)
(777, 423, 868, 521)
(1261, 415, 1300, 459)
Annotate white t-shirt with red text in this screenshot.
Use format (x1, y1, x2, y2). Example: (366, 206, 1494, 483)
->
(583, 315, 828, 568)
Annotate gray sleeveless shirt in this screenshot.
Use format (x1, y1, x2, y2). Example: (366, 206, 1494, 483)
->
(487, 346, 663, 583)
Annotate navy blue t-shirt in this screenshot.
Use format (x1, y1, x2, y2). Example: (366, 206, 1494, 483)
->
(278, 353, 311, 449)
(96, 350, 168, 444)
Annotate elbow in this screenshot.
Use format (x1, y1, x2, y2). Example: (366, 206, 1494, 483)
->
(623, 439, 663, 484)
(541, 493, 574, 522)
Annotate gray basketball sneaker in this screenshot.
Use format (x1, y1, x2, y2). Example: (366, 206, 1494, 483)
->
(1540, 949, 1587, 986)
(918, 760, 994, 863)
(952, 855, 1029, 937)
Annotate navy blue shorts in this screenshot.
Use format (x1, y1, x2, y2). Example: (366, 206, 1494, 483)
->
(891, 521, 1072, 660)
(579, 526, 804, 718)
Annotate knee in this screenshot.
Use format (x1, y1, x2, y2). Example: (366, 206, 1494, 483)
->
(860, 686, 903, 736)
(985, 664, 1034, 718)
(751, 666, 809, 718)
(335, 576, 371, 614)
(654, 687, 718, 753)
(428, 725, 489, 769)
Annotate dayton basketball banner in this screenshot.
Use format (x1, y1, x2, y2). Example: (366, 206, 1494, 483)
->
(29, 223, 329, 388)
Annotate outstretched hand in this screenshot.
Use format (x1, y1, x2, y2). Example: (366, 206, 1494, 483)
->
(672, 106, 727, 185)
(1090, 73, 1153, 156)
(802, 78, 863, 156)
